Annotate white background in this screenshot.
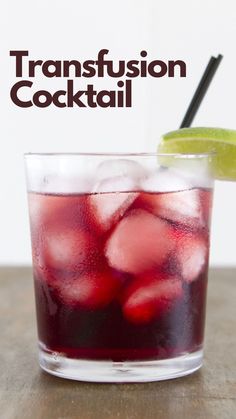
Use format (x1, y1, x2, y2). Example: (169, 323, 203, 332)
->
(0, 0, 236, 266)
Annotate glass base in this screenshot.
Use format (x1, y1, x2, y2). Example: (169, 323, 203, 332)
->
(39, 346, 203, 383)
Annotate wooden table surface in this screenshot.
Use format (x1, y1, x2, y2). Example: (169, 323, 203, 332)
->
(0, 267, 235, 419)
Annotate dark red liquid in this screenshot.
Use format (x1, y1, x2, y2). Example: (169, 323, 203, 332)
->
(29, 188, 212, 362)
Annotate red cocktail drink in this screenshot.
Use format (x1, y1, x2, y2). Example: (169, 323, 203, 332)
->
(26, 154, 213, 381)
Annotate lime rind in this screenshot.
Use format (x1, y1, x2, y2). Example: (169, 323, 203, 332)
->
(163, 127, 236, 144)
(158, 127, 236, 181)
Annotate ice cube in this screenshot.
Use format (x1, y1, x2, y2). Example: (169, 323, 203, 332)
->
(90, 190, 137, 232)
(42, 227, 100, 273)
(105, 209, 175, 274)
(199, 189, 213, 226)
(141, 168, 191, 193)
(177, 233, 208, 282)
(165, 162, 214, 189)
(91, 172, 139, 232)
(96, 158, 146, 182)
(93, 175, 138, 193)
(27, 155, 94, 194)
(138, 188, 204, 229)
(122, 274, 183, 324)
(56, 270, 121, 309)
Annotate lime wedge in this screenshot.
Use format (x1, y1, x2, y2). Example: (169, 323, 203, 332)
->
(158, 127, 236, 181)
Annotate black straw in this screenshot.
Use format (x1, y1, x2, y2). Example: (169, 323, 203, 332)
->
(180, 54, 223, 128)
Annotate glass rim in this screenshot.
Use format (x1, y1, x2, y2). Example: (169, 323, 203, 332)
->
(24, 151, 216, 159)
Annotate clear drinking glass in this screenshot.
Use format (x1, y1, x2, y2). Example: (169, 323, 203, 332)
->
(25, 152, 214, 382)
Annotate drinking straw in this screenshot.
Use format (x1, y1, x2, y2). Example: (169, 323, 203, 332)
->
(180, 54, 223, 128)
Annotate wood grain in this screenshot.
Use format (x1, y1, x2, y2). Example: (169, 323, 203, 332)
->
(0, 267, 235, 419)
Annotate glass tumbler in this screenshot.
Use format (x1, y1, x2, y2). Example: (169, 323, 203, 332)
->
(25, 152, 214, 382)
